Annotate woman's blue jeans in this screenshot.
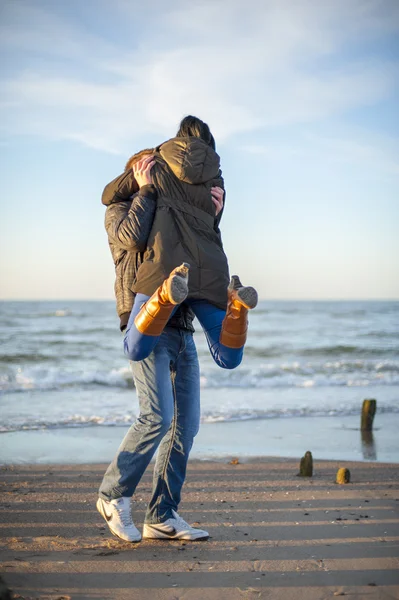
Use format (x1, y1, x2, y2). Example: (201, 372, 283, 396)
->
(124, 294, 244, 369)
(99, 326, 200, 524)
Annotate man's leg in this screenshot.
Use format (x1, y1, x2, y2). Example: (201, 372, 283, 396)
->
(99, 334, 175, 501)
(97, 330, 180, 542)
(145, 330, 200, 522)
(142, 329, 209, 540)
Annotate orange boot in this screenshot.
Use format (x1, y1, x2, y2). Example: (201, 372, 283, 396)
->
(220, 276, 258, 348)
(134, 263, 190, 336)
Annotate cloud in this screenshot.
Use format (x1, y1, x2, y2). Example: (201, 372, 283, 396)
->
(243, 129, 399, 178)
(0, 1, 118, 65)
(0, 0, 398, 153)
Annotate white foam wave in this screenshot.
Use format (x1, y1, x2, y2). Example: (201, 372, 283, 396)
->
(2, 359, 399, 394)
(0, 366, 134, 393)
(2, 403, 399, 433)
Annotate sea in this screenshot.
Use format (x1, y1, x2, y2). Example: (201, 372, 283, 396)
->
(1, 300, 398, 463)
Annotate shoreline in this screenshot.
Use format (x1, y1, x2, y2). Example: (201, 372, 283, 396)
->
(1, 412, 399, 465)
(1, 458, 399, 599)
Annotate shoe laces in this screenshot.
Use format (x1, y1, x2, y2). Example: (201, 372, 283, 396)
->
(115, 500, 133, 527)
(172, 511, 192, 530)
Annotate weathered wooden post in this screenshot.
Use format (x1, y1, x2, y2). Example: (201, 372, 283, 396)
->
(336, 468, 351, 484)
(361, 399, 377, 431)
(298, 451, 313, 477)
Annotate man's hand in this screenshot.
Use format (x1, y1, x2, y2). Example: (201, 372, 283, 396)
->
(133, 155, 156, 188)
(211, 186, 224, 216)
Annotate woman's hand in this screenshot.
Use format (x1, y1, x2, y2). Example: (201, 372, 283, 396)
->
(211, 186, 224, 216)
(133, 155, 156, 188)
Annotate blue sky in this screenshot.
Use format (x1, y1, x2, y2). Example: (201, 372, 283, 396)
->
(0, 0, 398, 300)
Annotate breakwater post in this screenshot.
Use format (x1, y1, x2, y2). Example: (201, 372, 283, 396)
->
(361, 399, 377, 431)
(336, 468, 351, 484)
(297, 451, 313, 477)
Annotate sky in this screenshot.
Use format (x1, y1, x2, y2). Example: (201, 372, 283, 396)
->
(0, 0, 398, 301)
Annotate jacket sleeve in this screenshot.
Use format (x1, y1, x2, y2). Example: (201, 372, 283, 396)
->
(105, 190, 157, 252)
(101, 170, 138, 205)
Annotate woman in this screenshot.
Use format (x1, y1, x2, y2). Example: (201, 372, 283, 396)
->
(124, 115, 258, 369)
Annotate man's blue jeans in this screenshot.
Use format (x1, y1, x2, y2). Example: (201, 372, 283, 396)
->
(99, 326, 200, 524)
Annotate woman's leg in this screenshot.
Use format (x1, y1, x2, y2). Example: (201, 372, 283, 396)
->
(189, 299, 243, 369)
(189, 276, 258, 370)
(124, 263, 189, 361)
(123, 293, 159, 361)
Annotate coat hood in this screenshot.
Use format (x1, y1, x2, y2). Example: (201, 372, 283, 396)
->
(158, 137, 221, 184)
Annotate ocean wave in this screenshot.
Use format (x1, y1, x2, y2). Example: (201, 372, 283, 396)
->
(249, 308, 270, 316)
(238, 345, 291, 358)
(2, 403, 399, 433)
(0, 348, 99, 363)
(0, 366, 135, 393)
(36, 327, 118, 336)
(0, 353, 55, 364)
(13, 310, 75, 319)
(360, 331, 399, 340)
(300, 345, 399, 357)
(331, 310, 368, 318)
(0, 309, 93, 320)
(1, 359, 399, 393)
(240, 344, 399, 359)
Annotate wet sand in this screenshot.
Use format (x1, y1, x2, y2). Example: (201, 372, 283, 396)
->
(2, 412, 399, 465)
(1, 458, 399, 599)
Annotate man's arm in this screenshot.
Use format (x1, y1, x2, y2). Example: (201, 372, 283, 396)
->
(101, 170, 139, 206)
(105, 190, 157, 252)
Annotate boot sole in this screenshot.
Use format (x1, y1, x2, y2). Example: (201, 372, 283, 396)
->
(166, 275, 189, 304)
(237, 287, 258, 310)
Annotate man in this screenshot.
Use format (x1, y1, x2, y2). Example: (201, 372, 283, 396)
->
(97, 136, 224, 542)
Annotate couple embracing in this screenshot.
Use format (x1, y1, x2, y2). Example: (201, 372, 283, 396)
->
(97, 115, 258, 542)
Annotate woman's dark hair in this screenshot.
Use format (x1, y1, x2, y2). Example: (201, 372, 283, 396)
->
(176, 115, 216, 150)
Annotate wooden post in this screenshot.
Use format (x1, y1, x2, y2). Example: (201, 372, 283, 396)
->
(361, 399, 377, 431)
(297, 451, 313, 477)
(336, 468, 351, 484)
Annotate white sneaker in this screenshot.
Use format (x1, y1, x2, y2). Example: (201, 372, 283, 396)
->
(96, 497, 141, 542)
(143, 510, 209, 540)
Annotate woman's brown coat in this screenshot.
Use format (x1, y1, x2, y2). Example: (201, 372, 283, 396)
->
(132, 136, 230, 310)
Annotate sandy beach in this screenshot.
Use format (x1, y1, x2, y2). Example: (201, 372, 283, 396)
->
(1, 458, 398, 600)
